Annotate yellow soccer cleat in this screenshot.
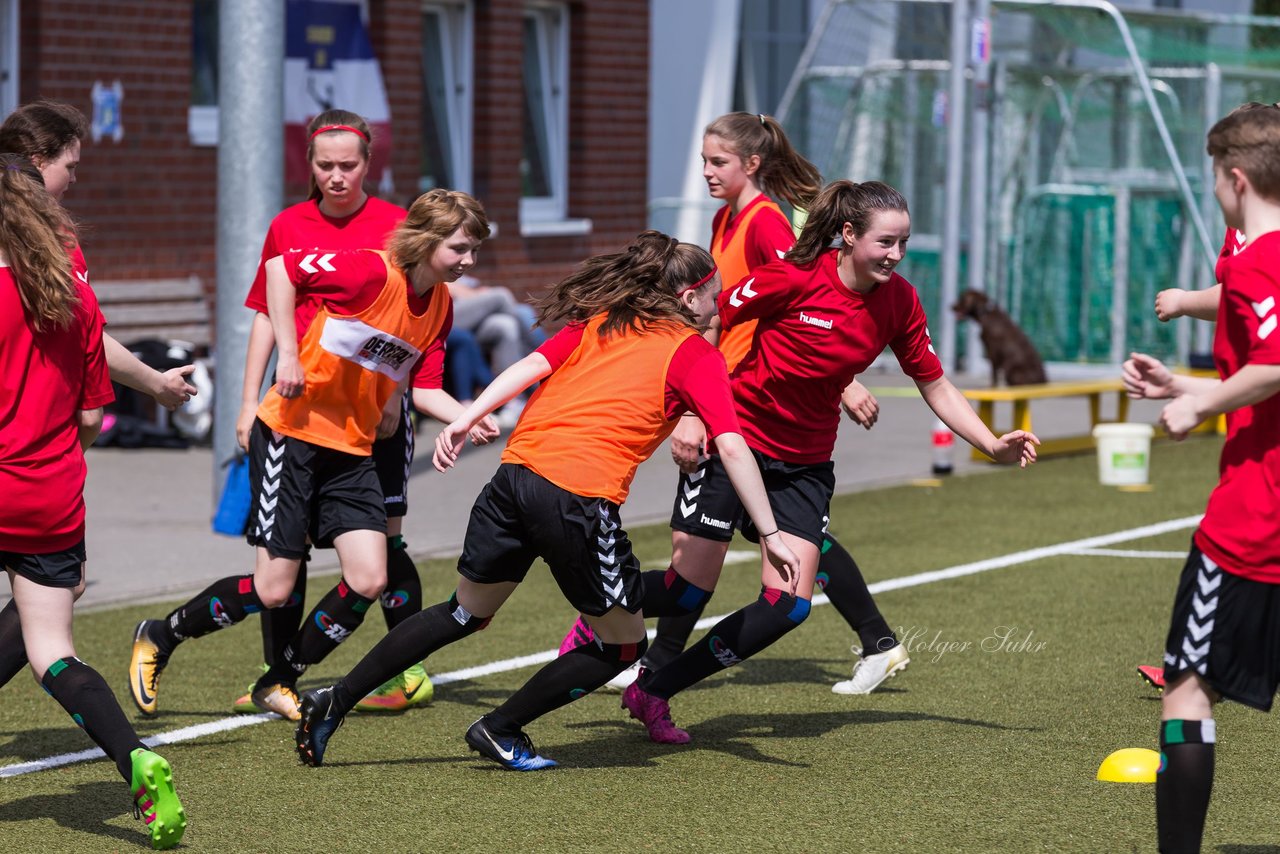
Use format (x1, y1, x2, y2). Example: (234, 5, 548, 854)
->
(128, 621, 170, 717)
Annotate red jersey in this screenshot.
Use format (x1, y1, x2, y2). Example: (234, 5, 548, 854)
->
(501, 320, 740, 502)
(245, 196, 407, 340)
(1215, 227, 1246, 284)
(0, 268, 114, 552)
(1194, 231, 1280, 584)
(720, 249, 943, 464)
(272, 249, 450, 391)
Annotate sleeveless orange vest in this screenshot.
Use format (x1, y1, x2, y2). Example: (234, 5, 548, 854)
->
(258, 250, 450, 455)
(713, 198, 788, 371)
(501, 314, 698, 503)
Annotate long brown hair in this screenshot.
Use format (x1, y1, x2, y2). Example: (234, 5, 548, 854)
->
(0, 100, 88, 165)
(0, 155, 80, 331)
(535, 231, 715, 337)
(786, 180, 909, 267)
(386, 189, 490, 281)
(704, 112, 821, 210)
(305, 109, 373, 201)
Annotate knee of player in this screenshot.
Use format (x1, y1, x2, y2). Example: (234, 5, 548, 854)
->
(760, 587, 811, 625)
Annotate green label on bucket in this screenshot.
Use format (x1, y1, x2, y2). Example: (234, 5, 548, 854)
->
(1111, 452, 1147, 469)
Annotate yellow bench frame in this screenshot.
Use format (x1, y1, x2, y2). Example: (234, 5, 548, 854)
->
(961, 379, 1130, 460)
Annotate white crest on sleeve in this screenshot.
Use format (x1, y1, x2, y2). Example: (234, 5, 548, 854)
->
(1252, 296, 1278, 340)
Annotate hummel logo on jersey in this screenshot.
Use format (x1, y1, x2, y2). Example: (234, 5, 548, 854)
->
(357, 336, 415, 370)
(700, 514, 731, 530)
(799, 311, 833, 330)
(1251, 296, 1277, 340)
(298, 253, 336, 273)
(728, 277, 759, 307)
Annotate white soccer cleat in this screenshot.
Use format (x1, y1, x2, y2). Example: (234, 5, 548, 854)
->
(832, 643, 909, 695)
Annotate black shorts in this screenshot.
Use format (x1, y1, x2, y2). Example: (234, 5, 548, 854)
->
(1162, 542, 1280, 711)
(458, 464, 643, 616)
(1, 541, 86, 589)
(371, 392, 413, 519)
(668, 451, 834, 548)
(245, 419, 386, 560)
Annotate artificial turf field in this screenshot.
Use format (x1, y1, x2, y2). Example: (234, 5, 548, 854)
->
(3, 435, 1279, 853)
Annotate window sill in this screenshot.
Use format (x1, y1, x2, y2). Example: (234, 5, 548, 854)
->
(519, 217, 593, 238)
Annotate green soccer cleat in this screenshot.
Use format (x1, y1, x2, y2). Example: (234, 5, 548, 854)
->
(402, 663, 434, 707)
(130, 748, 187, 850)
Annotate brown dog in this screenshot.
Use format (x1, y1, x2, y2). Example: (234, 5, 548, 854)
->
(951, 289, 1047, 386)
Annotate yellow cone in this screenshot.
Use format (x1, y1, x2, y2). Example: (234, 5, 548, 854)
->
(1097, 747, 1161, 783)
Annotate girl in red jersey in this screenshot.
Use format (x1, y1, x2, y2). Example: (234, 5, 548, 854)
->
(0, 155, 185, 850)
(1124, 106, 1280, 854)
(620, 180, 1038, 744)
(229, 109, 438, 714)
(294, 231, 800, 771)
(0, 100, 199, 697)
(129, 190, 496, 721)
(568, 112, 910, 701)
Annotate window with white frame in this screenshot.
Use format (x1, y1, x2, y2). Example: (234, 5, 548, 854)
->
(0, 0, 20, 120)
(420, 2, 473, 193)
(520, 2, 580, 232)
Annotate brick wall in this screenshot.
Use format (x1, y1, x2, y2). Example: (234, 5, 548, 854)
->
(17, 0, 650, 310)
(18, 0, 216, 281)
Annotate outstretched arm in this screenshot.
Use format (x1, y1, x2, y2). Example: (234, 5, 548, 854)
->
(104, 334, 197, 411)
(916, 375, 1038, 466)
(1160, 363, 1280, 439)
(433, 352, 553, 471)
(715, 432, 800, 591)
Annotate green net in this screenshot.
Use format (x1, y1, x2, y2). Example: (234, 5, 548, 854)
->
(781, 0, 1280, 367)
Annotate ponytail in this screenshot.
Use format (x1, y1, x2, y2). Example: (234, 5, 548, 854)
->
(704, 112, 821, 210)
(535, 230, 714, 337)
(0, 154, 80, 331)
(786, 180, 909, 267)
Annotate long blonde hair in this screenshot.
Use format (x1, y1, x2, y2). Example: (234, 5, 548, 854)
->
(0, 154, 80, 331)
(535, 230, 715, 337)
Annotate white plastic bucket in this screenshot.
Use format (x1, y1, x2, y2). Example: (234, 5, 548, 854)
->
(1092, 423, 1155, 486)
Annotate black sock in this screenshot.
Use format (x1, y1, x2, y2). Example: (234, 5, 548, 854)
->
(640, 567, 711, 618)
(642, 587, 811, 700)
(817, 537, 896, 653)
(162, 574, 264, 647)
(381, 535, 423, 631)
(0, 600, 27, 689)
(261, 561, 307, 667)
(42, 657, 146, 783)
(270, 579, 374, 683)
(492, 636, 648, 730)
(331, 595, 490, 717)
(645, 607, 705, 670)
(1157, 718, 1216, 854)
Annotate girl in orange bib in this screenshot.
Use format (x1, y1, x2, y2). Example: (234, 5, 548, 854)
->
(128, 190, 496, 722)
(295, 231, 799, 771)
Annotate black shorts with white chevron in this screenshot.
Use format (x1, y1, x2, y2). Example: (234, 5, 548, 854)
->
(371, 391, 413, 518)
(1162, 541, 1280, 711)
(668, 451, 834, 548)
(246, 418, 386, 560)
(457, 463, 643, 616)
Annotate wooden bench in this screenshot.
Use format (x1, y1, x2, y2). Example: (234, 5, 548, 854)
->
(961, 379, 1131, 460)
(94, 276, 212, 352)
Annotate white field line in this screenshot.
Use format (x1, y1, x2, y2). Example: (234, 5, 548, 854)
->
(0, 515, 1200, 779)
(1068, 548, 1188, 559)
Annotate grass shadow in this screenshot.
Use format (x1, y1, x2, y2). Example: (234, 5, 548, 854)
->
(0, 779, 144, 848)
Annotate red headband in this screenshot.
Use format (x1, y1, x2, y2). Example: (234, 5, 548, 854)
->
(677, 266, 718, 295)
(310, 124, 369, 142)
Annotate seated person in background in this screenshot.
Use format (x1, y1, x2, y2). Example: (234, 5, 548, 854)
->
(447, 275, 544, 427)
